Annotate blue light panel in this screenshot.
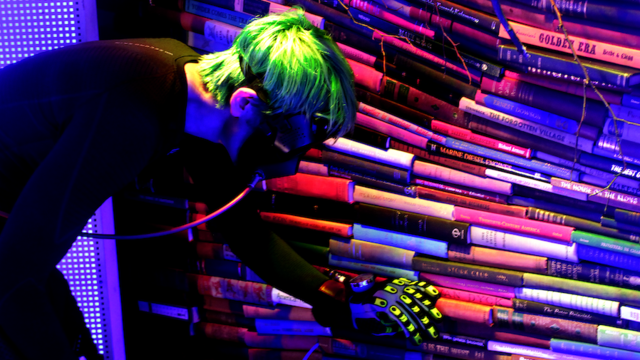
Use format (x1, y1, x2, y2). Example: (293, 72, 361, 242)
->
(1, 1, 124, 359)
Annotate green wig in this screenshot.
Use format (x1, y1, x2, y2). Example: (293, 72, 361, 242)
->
(198, 8, 356, 138)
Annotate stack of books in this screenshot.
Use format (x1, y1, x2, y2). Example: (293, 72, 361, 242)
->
(139, 0, 640, 358)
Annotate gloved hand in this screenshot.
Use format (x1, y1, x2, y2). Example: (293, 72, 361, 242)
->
(348, 277, 443, 345)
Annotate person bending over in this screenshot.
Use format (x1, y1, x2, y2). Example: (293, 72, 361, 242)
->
(0, 9, 441, 360)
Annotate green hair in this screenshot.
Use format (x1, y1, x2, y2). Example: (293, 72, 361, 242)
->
(198, 8, 356, 138)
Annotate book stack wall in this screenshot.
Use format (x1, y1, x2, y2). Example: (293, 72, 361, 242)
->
(142, 0, 640, 358)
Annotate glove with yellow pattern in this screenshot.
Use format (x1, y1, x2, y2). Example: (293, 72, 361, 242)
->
(348, 277, 443, 345)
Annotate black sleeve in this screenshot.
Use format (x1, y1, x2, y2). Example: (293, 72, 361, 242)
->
(179, 136, 332, 307)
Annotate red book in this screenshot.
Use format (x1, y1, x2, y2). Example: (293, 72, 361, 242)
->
(259, 212, 353, 237)
(346, 58, 383, 94)
(416, 186, 527, 218)
(264, 173, 354, 203)
(436, 286, 513, 307)
(453, 207, 574, 243)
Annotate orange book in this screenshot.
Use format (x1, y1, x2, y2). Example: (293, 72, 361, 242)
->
(259, 212, 353, 237)
(436, 298, 493, 325)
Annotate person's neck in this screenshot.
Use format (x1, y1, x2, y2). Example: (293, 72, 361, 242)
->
(183, 63, 251, 164)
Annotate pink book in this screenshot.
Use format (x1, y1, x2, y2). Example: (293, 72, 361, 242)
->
(413, 161, 513, 195)
(356, 112, 428, 148)
(504, 70, 623, 105)
(346, 58, 383, 94)
(265, 173, 354, 203)
(259, 212, 353, 237)
(419, 273, 515, 299)
(453, 207, 574, 243)
(336, 42, 377, 67)
(499, 22, 640, 70)
(549, 178, 640, 213)
(430, 120, 531, 158)
(436, 286, 514, 307)
(372, 33, 481, 83)
(348, 0, 435, 38)
(358, 102, 435, 139)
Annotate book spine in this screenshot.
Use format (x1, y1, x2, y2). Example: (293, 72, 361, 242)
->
(571, 230, 640, 258)
(253, 319, 330, 336)
(297, 161, 328, 177)
(514, 288, 620, 318)
(413, 160, 513, 195)
(416, 186, 527, 218)
(577, 243, 640, 275)
(353, 185, 455, 219)
(321, 150, 410, 184)
(436, 298, 493, 324)
(509, 196, 602, 223)
(336, 42, 377, 67)
(477, 92, 579, 134)
(417, 340, 511, 360)
(581, 174, 640, 199)
(455, 207, 574, 243)
(348, 0, 434, 38)
(445, 137, 577, 180)
(459, 97, 594, 152)
(448, 243, 547, 274)
(480, 75, 606, 128)
(329, 238, 415, 269)
(196, 242, 240, 261)
(353, 203, 470, 244)
(513, 298, 623, 326)
(185, 0, 254, 27)
(488, 340, 592, 360)
(550, 338, 640, 360)
(391, 141, 488, 177)
(242, 304, 315, 321)
(419, 273, 516, 298)
(597, 326, 640, 353)
(193, 274, 273, 306)
(601, 217, 640, 240)
(345, 125, 391, 150)
(485, 169, 555, 193)
(412, 257, 524, 286)
(604, 119, 640, 144)
(492, 307, 599, 343)
(623, 94, 640, 109)
(550, 178, 640, 212)
(499, 21, 640, 69)
(579, 152, 640, 180)
(347, 58, 384, 94)
(202, 19, 243, 46)
(358, 102, 435, 139)
(498, 45, 634, 89)
(265, 173, 354, 203)
(259, 212, 353, 237)
(413, 178, 508, 204)
(615, 209, 640, 226)
(595, 135, 640, 166)
(331, 170, 416, 197)
(436, 286, 513, 307)
(328, 254, 419, 280)
(243, 330, 319, 349)
(324, 137, 415, 170)
(258, 192, 354, 223)
(422, 0, 500, 34)
(539, 151, 640, 188)
(505, 70, 623, 105)
(524, 271, 640, 309)
(512, 184, 605, 213)
(469, 226, 579, 262)
(356, 112, 429, 148)
(353, 223, 448, 258)
(431, 120, 531, 158)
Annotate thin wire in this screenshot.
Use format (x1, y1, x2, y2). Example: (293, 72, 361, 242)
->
(548, 0, 627, 200)
(302, 342, 320, 360)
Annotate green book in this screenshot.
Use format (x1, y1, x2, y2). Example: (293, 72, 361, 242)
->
(571, 230, 640, 258)
(598, 326, 640, 353)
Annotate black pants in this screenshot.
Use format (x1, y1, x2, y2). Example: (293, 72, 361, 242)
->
(0, 60, 163, 359)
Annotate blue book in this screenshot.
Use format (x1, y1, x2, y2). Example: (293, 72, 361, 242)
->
(444, 137, 580, 180)
(580, 174, 640, 197)
(602, 217, 640, 235)
(480, 93, 579, 134)
(253, 319, 332, 336)
(579, 152, 640, 181)
(604, 119, 640, 145)
(622, 94, 640, 110)
(508, 196, 603, 223)
(498, 44, 640, 88)
(615, 209, 640, 228)
(184, 0, 255, 28)
(594, 136, 640, 166)
(550, 339, 640, 360)
(328, 254, 419, 280)
(576, 243, 640, 272)
(352, 223, 448, 258)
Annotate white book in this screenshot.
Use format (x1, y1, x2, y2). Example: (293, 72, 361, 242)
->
(324, 137, 415, 170)
(353, 185, 454, 220)
(469, 226, 579, 262)
(620, 306, 640, 323)
(413, 161, 513, 195)
(515, 288, 620, 317)
(459, 97, 594, 152)
(297, 161, 328, 177)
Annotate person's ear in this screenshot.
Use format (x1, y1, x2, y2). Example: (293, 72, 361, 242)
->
(230, 87, 259, 118)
